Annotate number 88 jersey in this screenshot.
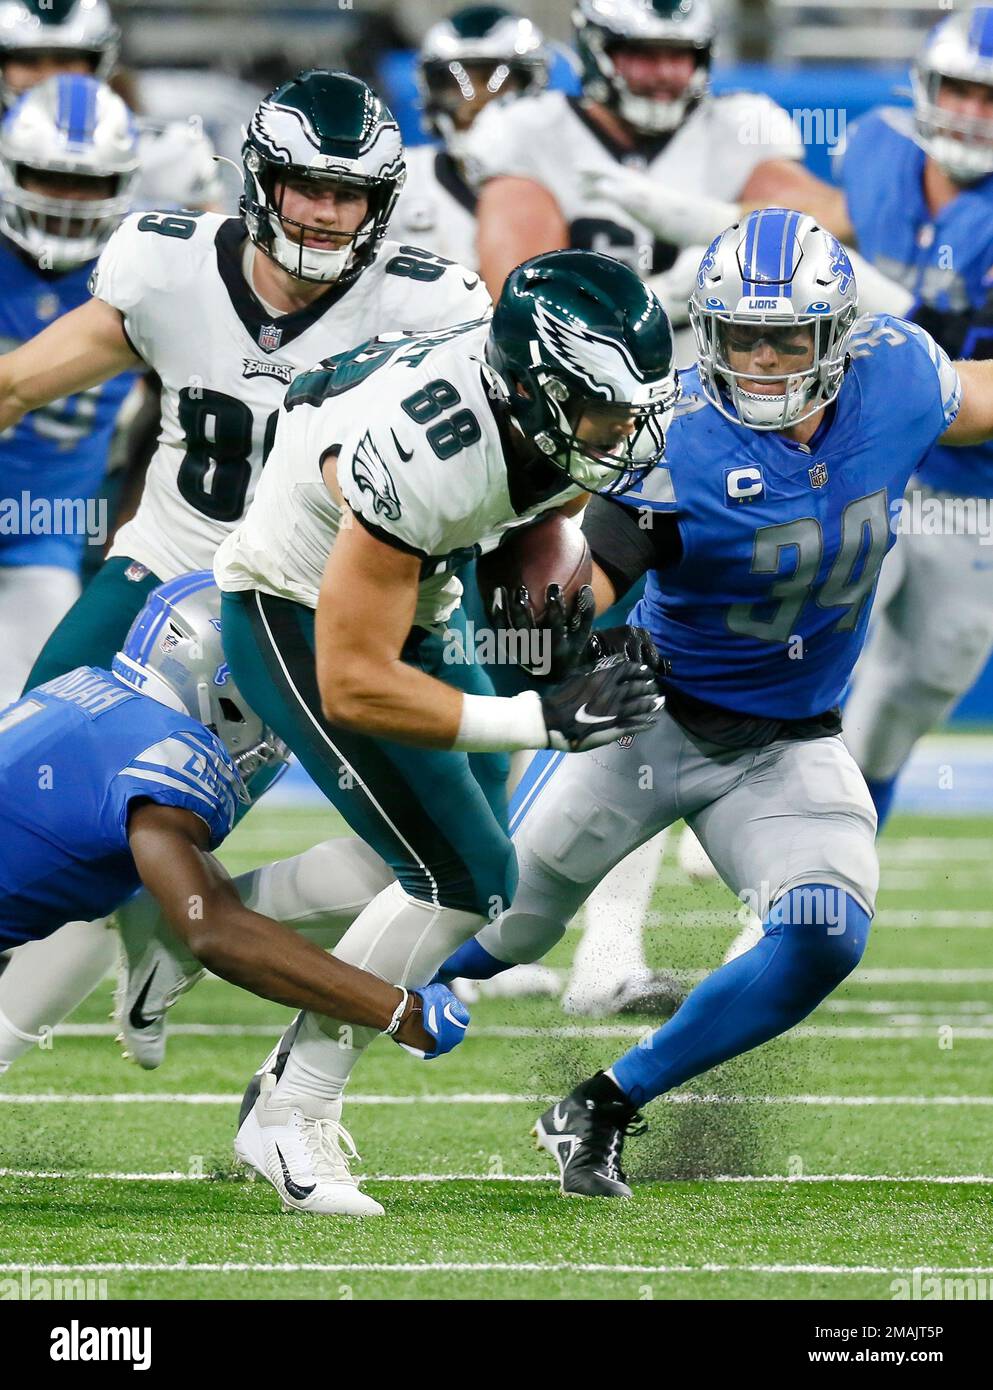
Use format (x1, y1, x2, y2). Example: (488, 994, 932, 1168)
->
(90, 209, 491, 581)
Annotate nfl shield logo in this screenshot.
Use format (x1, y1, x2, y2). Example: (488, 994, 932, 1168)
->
(159, 632, 180, 655)
(258, 323, 283, 353)
(808, 461, 829, 489)
(617, 734, 636, 749)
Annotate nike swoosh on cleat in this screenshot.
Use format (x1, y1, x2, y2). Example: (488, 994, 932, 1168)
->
(128, 965, 159, 1031)
(552, 1102, 570, 1132)
(274, 1142, 316, 1201)
(390, 429, 414, 462)
(574, 705, 615, 725)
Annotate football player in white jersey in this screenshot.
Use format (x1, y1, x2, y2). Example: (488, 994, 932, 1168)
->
(212, 250, 675, 1213)
(390, 5, 550, 270)
(0, 69, 490, 1082)
(467, 0, 802, 307)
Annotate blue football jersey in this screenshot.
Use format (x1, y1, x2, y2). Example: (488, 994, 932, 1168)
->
(0, 237, 137, 570)
(839, 106, 993, 497)
(621, 315, 961, 719)
(0, 666, 243, 948)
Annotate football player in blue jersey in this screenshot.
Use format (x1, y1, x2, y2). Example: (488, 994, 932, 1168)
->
(0, 73, 139, 708)
(432, 207, 993, 1197)
(588, 6, 993, 837)
(0, 571, 471, 1214)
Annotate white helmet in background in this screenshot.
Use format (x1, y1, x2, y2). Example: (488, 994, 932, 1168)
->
(912, 5, 993, 184)
(0, 0, 120, 108)
(0, 72, 138, 268)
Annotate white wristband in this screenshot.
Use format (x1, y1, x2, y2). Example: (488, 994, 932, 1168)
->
(453, 690, 549, 753)
(385, 987, 409, 1037)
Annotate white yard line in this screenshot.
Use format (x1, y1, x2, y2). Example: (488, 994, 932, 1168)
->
(1, 1261, 991, 1276)
(1, 1168, 990, 1185)
(2, 1091, 992, 1105)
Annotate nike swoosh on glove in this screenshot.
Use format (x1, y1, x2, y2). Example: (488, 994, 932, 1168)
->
(541, 654, 663, 753)
(411, 982, 471, 1059)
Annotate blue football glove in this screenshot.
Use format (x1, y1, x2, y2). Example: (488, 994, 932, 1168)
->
(401, 983, 470, 1059)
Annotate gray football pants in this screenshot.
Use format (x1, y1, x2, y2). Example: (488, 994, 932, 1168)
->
(479, 707, 879, 965)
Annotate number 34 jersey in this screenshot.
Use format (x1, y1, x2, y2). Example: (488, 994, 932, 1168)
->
(215, 319, 584, 629)
(89, 210, 492, 582)
(619, 315, 962, 720)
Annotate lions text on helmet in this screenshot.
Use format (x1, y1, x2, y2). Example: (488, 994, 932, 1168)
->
(690, 208, 858, 432)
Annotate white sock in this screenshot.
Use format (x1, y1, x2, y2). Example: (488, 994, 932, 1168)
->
(566, 831, 669, 1000)
(0, 918, 116, 1070)
(273, 881, 485, 1102)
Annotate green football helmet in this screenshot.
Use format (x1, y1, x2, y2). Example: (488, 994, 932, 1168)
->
(417, 5, 550, 158)
(241, 69, 405, 286)
(573, 0, 714, 136)
(485, 250, 679, 495)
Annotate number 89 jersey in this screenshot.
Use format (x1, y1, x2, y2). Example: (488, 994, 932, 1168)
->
(90, 210, 492, 581)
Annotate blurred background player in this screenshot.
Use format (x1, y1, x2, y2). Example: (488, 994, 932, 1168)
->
(390, 4, 550, 268)
(0, 74, 139, 707)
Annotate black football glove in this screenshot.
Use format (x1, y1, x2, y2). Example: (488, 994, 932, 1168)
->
(584, 624, 670, 676)
(540, 654, 663, 753)
(490, 582, 596, 683)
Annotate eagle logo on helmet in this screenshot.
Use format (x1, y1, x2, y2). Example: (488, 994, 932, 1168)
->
(532, 300, 645, 400)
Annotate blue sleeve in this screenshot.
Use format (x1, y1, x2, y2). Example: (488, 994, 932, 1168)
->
(107, 727, 242, 847)
(849, 314, 962, 443)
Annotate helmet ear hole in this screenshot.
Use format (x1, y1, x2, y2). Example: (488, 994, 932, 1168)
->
(218, 697, 246, 725)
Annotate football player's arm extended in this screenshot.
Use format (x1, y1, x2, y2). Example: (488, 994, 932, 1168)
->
(128, 800, 434, 1048)
(738, 161, 854, 243)
(0, 296, 141, 433)
(940, 360, 993, 444)
(477, 176, 568, 299)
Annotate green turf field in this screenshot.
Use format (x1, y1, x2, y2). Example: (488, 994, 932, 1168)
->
(1, 809, 992, 1301)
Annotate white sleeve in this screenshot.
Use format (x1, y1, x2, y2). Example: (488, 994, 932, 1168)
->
(336, 420, 444, 557)
(460, 96, 542, 185)
(427, 259, 492, 324)
(88, 213, 151, 318)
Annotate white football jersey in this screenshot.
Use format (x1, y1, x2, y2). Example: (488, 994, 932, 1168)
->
(91, 211, 491, 582)
(390, 143, 479, 271)
(214, 320, 584, 630)
(463, 89, 803, 274)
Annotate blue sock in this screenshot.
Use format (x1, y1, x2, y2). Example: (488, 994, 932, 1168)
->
(865, 776, 898, 832)
(610, 885, 871, 1108)
(435, 937, 513, 984)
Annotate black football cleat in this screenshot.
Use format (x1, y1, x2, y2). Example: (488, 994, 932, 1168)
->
(533, 1073, 646, 1198)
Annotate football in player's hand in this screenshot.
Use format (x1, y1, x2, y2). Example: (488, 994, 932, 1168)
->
(477, 513, 592, 626)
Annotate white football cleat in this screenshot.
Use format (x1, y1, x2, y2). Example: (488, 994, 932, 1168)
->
(677, 825, 720, 881)
(723, 914, 765, 964)
(115, 900, 204, 1069)
(234, 1073, 384, 1217)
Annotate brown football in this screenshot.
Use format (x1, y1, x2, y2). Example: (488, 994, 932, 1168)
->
(477, 512, 593, 625)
